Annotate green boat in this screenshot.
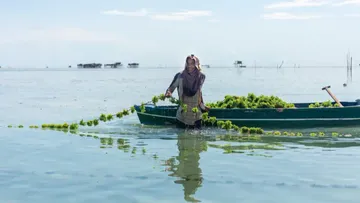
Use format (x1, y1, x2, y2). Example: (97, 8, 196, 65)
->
(134, 100, 360, 129)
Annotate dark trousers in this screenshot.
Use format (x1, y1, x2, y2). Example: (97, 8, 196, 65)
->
(176, 119, 202, 130)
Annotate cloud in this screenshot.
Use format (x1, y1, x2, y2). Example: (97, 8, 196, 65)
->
(0, 27, 125, 44)
(150, 10, 212, 21)
(332, 0, 360, 6)
(101, 8, 148, 17)
(263, 12, 322, 20)
(150, 14, 190, 21)
(265, 0, 329, 9)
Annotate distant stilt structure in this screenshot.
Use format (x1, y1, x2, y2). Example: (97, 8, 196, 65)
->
(104, 62, 122, 68)
(234, 60, 246, 68)
(77, 63, 102, 69)
(128, 63, 139, 68)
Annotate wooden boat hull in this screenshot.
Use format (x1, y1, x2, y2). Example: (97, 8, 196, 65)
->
(134, 101, 360, 129)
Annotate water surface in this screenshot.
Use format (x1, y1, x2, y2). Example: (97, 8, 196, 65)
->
(1, 67, 359, 202)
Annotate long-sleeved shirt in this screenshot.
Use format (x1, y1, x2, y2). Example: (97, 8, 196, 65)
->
(167, 71, 206, 125)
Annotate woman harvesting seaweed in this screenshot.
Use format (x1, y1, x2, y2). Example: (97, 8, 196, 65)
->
(165, 55, 209, 129)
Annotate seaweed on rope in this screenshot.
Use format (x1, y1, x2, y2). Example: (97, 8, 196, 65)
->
(6, 93, 345, 137)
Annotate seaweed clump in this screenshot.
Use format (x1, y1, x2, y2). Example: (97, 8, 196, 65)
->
(206, 93, 295, 109)
(308, 100, 340, 108)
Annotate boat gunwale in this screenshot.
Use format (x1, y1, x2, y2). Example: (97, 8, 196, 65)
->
(135, 111, 360, 121)
(134, 102, 360, 111)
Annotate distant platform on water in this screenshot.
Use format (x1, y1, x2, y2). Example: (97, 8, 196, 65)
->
(104, 62, 123, 68)
(77, 63, 102, 69)
(128, 63, 139, 68)
(234, 60, 246, 68)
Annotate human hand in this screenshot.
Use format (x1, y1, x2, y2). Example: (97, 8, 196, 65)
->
(205, 106, 211, 112)
(201, 105, 210, 113)
(165, 90, 172, 97)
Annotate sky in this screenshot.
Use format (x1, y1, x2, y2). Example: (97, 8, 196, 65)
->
(0, 0, 359, 68)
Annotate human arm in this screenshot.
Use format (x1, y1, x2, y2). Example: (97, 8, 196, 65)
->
(199, 91, 210, 112)
(165, 72, 180, 97)
(198, 73, 210, 112)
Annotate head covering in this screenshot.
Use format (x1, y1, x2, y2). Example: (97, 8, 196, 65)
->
(181, 55, 205, 97)
(186, 55, 201, 71)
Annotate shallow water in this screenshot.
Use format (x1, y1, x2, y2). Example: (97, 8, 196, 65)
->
(1, 67, 360, 202)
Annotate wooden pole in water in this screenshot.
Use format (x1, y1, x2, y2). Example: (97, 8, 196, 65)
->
(350, 57, 353, 83)
(346, 53, 348, 82)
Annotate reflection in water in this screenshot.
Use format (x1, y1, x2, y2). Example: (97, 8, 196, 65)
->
(165, 132, 207, 202)
(82, 126, 360, 203)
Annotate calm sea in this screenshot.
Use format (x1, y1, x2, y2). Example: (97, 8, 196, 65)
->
(0, 67, 359, 203)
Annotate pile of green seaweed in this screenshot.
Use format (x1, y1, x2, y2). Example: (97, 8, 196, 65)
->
(206, 93, 295, 109)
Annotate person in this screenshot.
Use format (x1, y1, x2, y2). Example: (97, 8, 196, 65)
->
(165, 55, 209, 129)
